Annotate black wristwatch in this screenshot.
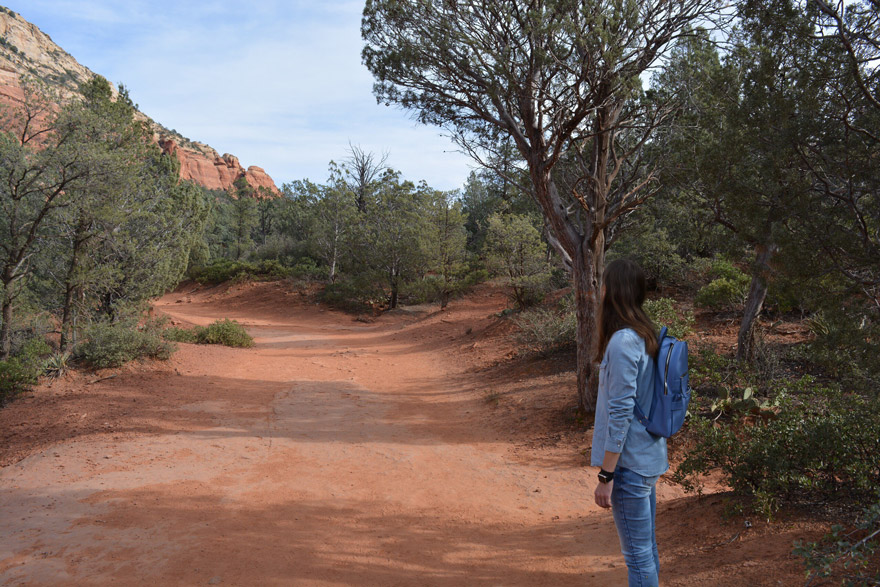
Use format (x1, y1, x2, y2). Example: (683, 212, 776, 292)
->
(598, 469, 615, 484)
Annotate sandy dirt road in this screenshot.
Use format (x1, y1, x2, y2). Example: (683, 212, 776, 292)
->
(0, 283, 646, 586)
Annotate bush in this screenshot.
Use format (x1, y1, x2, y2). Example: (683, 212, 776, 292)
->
(76, 321, 176, 369)
(794, 500, 880, 585)
(401, 268, 490, 306)
(320, 276, 386, 314)
(514, 296, 576, 355)
(706, 256, 747, 282)
(644, 298, 695, 339)
(163, 326, 201, 344)
(607, 224, 685, 285)
(484, 213, 552, 309)
(0, 336, 53, 404)
(805, 304, 880, 393)
(400, 275, 444, 305)
(289, 257, 329, 281)
(674, 385, 880, 518)
(163, 319, 254, 348)
(198, 319, 254, 348)
(695, 276, 750, 310)
(190, 259, 292, 284)
(0, 358, 39, 405)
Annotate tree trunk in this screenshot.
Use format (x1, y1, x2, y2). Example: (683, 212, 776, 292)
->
(61, 230, 86, 352)
(328, 243, 338, 284)
(389, 268, 399, 309)
(390, 282, 399, 309)
(572, 237, 604, 413)
(736, 243, 778, 362)
(0, 287, 13, 360)
(60, 284, 76, 352)
(0, 262, 16, 359)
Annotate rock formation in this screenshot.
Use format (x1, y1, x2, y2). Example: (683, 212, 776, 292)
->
(0, 8, 280, 195)
(158, 139, 279, 195)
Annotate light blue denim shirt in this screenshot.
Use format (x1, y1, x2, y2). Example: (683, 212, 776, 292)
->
(591, 328, 668, 477)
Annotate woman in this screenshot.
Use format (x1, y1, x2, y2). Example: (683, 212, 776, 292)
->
(591, 259, 667, 587)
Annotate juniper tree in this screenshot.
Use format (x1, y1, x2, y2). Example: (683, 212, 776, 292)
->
(362, 0, 725, 409)
(0, 79, 91, 357)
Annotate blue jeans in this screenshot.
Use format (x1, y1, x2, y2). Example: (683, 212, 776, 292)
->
(611, 467, 660, 587)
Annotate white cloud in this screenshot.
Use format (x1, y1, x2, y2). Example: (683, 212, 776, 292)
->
(9, 0, 475, 190)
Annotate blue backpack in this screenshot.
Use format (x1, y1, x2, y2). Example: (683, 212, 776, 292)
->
(633, 326, 691, 438)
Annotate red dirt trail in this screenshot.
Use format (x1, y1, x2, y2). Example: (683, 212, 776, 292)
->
(0, 282, 818, 586)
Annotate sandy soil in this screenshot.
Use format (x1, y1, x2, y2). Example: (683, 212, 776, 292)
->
(0, 281, 824, 585)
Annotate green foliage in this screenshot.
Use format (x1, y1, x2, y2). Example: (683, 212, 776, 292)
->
(0, 358, 36, 404)
(76, 320, 176, 369)
(484, 213, 552, 309)
(198, 319, 254, 348)
(190, 259, 292, 284)
(44, 351, 72, 379)
(607, 220, 685, 285)
(163, 319, 254, 348)
(794, 500, 880, 586)
(319, 275, 386, 314)
(700, 257, 748, 283)
(644, 298, 695, 339)
(0, 336, 50, 404)
(162, 327, 201, 344)
(288, 257, 329, 281)
(424, 189, 471, 307)
(804, 301, 880, 394)
(674, 385, 880, 518)
(695, 273, 751, 310)
(351, 171, 433, 308)
(513, 295, 577, 355)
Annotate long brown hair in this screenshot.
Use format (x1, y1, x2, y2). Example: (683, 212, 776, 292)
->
(594, 259, 658, 362)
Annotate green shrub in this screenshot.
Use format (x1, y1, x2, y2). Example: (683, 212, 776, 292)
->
(0, 336, 53, 404)
(44, 351, 72, 379)
(805, 305, 880, 393)
(644, 298, 695, 339)
(400, 268, 488, 305)
(17, 337, 52, 369)
(794, 500, 880, 585)
(484, 213, 552, 309)
(320, 276, 386, 314)
(694, 256, 747, 282)
(198, 319, 254, 348)
(674, 385, 880, 518)
(607, 224, 685, 285)
(289, 257, 329, 281)
(190, 259, 292, 284)
(162, 326, 201, 344)
(163, 319, 254, 348)
(400, 275, 444, 305)
(695, 276, 750, 310)
(514, 296, 576, 355)
(0, 358, 39, 404)
(76, 321, 176, 369)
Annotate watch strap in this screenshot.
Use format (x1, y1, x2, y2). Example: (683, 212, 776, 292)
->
(598, 468, 615, 483)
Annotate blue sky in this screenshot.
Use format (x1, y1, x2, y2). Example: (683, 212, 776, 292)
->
(9, 1, 475, 190)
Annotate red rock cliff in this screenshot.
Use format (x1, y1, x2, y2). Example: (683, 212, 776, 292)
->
(0, 10, 280, 196)
(158, 139, 280, 195)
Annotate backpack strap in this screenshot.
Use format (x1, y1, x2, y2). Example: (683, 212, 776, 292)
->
(633, 327, 667, 428)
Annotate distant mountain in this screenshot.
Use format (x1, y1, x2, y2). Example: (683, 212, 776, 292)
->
(0, 6, 279, 194)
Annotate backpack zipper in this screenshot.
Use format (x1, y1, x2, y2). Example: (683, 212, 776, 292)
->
(664, 342, 675, 395)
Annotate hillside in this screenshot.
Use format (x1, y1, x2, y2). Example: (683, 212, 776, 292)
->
(0, 6, 279, 194)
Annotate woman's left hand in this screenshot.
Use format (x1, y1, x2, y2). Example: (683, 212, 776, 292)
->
(594, 481, 613, 508)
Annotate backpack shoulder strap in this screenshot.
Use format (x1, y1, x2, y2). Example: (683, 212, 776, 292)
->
(633, 327, 667, 427)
